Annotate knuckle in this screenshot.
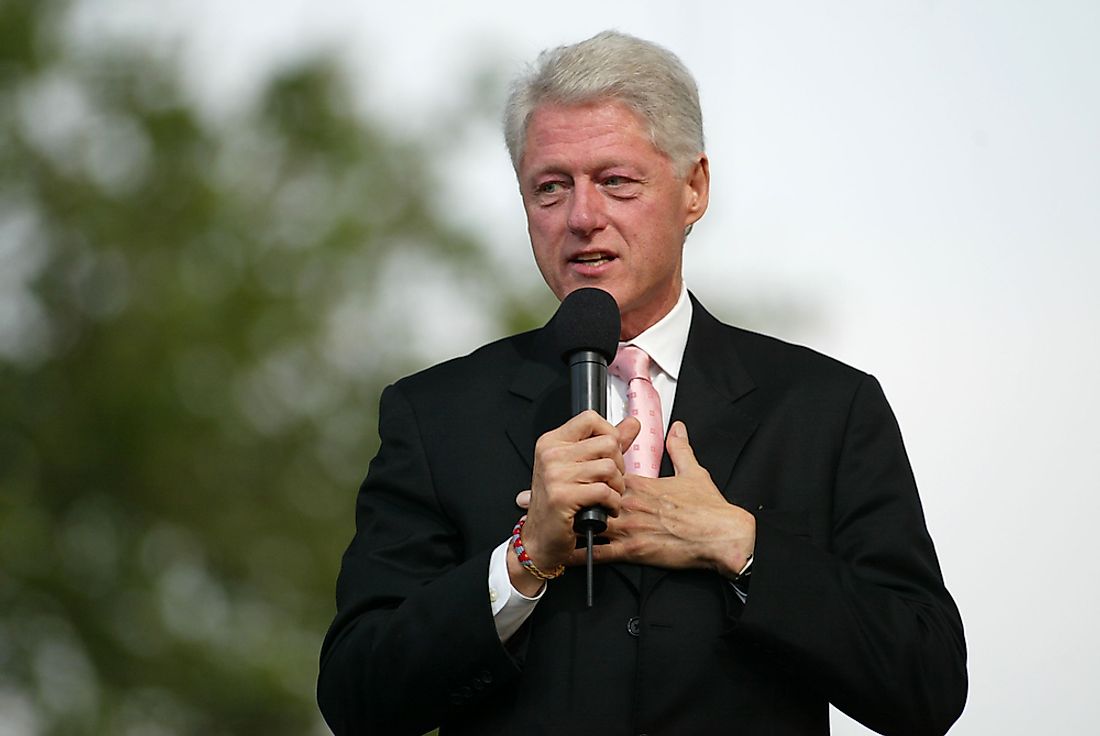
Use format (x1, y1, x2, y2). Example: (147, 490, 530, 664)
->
(534, 435, 554, 457)
(602, 486, 622, 507)
(577, 409, 602, 430)
(597, 457, 619, 477)
(542, 444, 569, 465)
(543, 465, 567, 487)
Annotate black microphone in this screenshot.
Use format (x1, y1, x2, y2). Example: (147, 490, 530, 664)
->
(551, 287, 620, 606)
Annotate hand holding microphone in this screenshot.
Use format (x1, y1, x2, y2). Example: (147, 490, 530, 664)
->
(513, 288, 638, 605)
(520, 412, 632, 572)
(552, 287, 622, 530)
(530, 288, 639, 605)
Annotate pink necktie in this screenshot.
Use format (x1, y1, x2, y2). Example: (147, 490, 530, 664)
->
(609, 345, 663, 478)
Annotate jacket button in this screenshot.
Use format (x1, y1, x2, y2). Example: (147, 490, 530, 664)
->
(626, 616, 641, 637)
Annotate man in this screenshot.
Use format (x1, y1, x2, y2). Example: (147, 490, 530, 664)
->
(318, 31, 967, 735)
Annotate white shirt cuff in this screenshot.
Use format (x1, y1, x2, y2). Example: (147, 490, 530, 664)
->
(489, 539, 544, 642)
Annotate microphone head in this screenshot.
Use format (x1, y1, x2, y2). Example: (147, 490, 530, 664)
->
(551, 287, 621, 363)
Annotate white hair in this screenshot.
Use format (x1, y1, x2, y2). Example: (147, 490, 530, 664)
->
(503, 31, 705, 176)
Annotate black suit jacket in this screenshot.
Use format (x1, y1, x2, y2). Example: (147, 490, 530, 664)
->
(318, 296, 967, 735)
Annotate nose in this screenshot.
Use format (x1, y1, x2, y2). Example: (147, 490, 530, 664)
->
(566, 179, 606, 237)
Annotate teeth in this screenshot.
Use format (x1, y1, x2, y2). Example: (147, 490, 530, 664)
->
(574, 254, 610, 263)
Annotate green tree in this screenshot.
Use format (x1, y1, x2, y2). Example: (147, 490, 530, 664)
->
(0, 1, 541, 733)
(0, 4, 816, 734)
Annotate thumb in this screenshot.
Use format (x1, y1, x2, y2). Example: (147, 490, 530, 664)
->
(616, 416, 642, 454)
(666, 421, 701, 475)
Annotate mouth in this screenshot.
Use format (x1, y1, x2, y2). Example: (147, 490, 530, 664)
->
(569, 251, 616, 268)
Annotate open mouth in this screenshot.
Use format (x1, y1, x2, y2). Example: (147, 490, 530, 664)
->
(571, 252, 615, 267)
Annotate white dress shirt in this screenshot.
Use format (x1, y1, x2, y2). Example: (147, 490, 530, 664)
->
(489, 286, 693, 641)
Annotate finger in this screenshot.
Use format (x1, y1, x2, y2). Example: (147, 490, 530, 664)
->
(614, 417, 642, 471)
(569, 460, 628, 497)
(562, 482, 623, 517)
(538, 431, 626, 470)
(515, 489, 531, 509)
(534, 413, 619, 475)
(616, 416, 642, 450)
(540, 453, 626, 496)
(620, 479, 657, 513)
(565, 540, 622, 567)
(565, 547, 590, 567)
(588, 538, 631, 564)
(536, 466, 625, 508)
(665, 420, 701, 476)
(556, 409, 620, 443)
(574, 432, 629, 464)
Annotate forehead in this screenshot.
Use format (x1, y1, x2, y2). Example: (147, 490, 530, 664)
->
(520, 100, 667, 174)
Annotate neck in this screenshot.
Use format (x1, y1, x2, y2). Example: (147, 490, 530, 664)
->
(619, 282, 683, 340)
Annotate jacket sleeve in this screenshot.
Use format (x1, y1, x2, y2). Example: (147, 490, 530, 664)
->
(734, 374, 967, 736)
(317, 383, 522, 735)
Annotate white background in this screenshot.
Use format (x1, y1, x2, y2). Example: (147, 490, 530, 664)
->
(76, 1, 1100, 733)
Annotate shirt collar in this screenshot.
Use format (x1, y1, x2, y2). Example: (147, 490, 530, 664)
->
(619, 284, 692, 381)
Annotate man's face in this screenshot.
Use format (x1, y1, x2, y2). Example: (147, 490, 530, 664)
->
(518, 100, 709, 339)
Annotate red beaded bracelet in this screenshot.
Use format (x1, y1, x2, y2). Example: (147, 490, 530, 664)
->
(510, 515, 565, 581)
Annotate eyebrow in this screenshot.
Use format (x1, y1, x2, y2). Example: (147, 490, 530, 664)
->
(527, 160, 647, 182)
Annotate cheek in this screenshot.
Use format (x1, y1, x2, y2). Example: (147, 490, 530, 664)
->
(526, 208, 562, 243)
(618, 195, 676, 232)
(527, 236, 560, 284)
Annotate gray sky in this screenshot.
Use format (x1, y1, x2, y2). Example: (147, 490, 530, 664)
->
(76, 1, 1100, 733)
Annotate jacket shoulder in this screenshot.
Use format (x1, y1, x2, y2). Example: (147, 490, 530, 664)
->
(690, 295, 868, 393)
(727, 324, 866, 385)
(391, 328, 542, 398)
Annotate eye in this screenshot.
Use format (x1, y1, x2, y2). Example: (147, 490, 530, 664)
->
(531, 179, 569, 206)
(601, 174, 641, 197)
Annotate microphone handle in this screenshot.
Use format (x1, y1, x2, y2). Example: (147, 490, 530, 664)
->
(569, 350, 609, 535)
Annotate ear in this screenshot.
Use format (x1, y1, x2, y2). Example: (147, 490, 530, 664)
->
(683, 154, 710, 228)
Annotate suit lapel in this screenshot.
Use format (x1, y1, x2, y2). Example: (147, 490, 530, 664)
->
(662, 296, 759, 495)
(646, 297, 760, 592)
(504, 340, 570, 471)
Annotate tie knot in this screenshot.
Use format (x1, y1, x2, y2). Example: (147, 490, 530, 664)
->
(609, 345, 652, 382)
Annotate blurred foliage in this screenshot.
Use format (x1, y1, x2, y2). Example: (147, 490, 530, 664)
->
(0, 0, 541, 733)
(0, 2, 816, 733)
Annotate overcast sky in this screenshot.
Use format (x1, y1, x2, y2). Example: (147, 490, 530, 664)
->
(75, 1, 1100, 733)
